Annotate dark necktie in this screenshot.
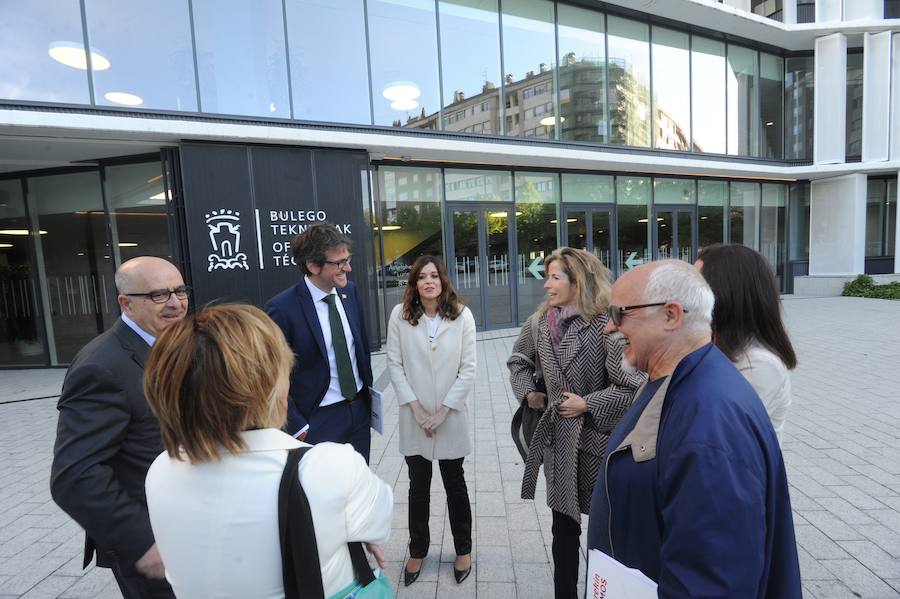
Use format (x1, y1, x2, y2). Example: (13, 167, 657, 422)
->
(322, 294, 358, 400)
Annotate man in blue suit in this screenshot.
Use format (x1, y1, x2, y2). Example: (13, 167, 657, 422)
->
(266, 222, 374, 461)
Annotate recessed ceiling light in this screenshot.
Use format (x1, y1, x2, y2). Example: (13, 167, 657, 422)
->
(104, 92, 144, 106)
(0, 243, 12, 248)
(373, 225, 402, 231)
(0, 229, 47, 235)
(48, 41, 110, 70)
(391, 99, 419, 111)
(539, 115, 565, 127)
(118, 242, 138, 247)
(383, 82, 421, 102)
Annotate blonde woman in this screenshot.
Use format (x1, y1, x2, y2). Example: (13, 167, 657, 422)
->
(508, 247, 645, 599)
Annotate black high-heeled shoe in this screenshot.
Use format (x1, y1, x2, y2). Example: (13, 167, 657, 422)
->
(453, 555, 472, 584)
(403, 558, 423, 587)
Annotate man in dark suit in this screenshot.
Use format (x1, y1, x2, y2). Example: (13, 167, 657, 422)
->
(51, 256, 189, 599)
(266, 221, 374, 461)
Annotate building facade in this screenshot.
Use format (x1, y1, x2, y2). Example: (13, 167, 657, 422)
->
(0, 0, 898, 366)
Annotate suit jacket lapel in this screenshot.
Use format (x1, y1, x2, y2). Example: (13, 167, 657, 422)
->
(112, 319, 150, 369)
(295, 282, 327, 359)
(338, 285, 363, 345)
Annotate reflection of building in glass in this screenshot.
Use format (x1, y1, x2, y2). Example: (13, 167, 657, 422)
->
(607, 58, 651, 148)
(558, 52, 607, 143)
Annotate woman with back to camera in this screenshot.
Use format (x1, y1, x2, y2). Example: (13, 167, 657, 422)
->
(143, 304, 392, 599)
(386, 255, 476, 586)
(696, 243, 798, 443)
(507, 247, 645, 599)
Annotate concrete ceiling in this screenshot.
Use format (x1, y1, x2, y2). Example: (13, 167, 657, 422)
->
(0, 134, 172, 174)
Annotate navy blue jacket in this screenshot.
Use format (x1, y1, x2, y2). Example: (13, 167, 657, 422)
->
(587, 343, 801, 599)
(265, 279, 373, 435)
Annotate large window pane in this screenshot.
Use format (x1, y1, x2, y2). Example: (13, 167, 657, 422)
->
(0, 1, 90, 104)
(760, 53, 784, 159)
(378, 167, 443, 319)
(439, 0, 502, 135)
(286, 0, 370, 123)
(785, 56, 814, 160)
(865, 179, 887, 257)
(86, 0, 196, 111)
(607, 16, 650, 147)
(104, 163, 171, 264)
(727, 45, 759, 156)
(760, 184, 787, 277)
(369, 0, 441, 128)
(691, 36, 726, 154)
(616, 176, 651, 272)
(0, 181, 46, 365)
(515, 173, 557, 321)
(28, 172, 117, 364)
(846, 51, 864, 158)
(502, 0, 557, 139)
(729, 182, 760, 249)
(561, 174, 614, 203)
(651, 27, 691, 151)
(193, 0, 290, 118)
(698, 180, 727, 251)
(653, 178, 695, 205)
(444, 169, 512, 203)
(788, 182, 810, 260)
(888, 180, 897, 256)
(558, 4, 606, 143)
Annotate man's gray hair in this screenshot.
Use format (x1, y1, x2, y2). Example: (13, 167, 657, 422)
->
(643, 259, 714, 332)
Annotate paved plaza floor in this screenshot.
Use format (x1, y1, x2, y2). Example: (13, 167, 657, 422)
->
(1, 295, 899, 598)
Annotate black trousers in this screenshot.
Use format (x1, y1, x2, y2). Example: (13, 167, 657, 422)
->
(551, 510, 582, 599)
(405, 455, 472, 558)
(110, 563, 176, 599)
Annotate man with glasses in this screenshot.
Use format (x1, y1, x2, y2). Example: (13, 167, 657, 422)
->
(266, 221, 374, 461)
(586, 260, 801, 598)
(51, 256, 189, 599)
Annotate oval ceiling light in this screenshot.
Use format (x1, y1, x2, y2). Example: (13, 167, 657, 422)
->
(390, 99, 419, 111)
(48, 41, 110, 70)
(383, 81, 421, 102)
(104, 91, 144, 106)
(539, 115, 565, 127)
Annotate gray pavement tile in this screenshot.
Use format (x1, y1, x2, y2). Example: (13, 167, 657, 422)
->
(804, 579, 873, 599)
(856, 524, 900, 558)
(475, 517, 510, 548)
(469, 545, 514, 583)
(802, 510, 868, 541)
(815, 497, 880, 526)
(16, 576, 78, 599)
(474, 492, 506, 518)
(836, 540, 900, 580)
(795, 524, 853, 560)
(819, 559, 900, 598)
(396, 580, 436, 599)
(475, 581, 512, 599)
(832, 484, 897, 508)
(798, 546, 838, 580)
(508, 530, 549, 564)
(513, 562, 554, 599)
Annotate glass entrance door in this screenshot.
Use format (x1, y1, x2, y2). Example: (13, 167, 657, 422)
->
(653, 205, 696, 263)
(447, 204, 515, 330)
(562, 206, 615, 274)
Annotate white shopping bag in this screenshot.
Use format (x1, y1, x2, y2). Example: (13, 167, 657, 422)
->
(587, 549, 658, 599)
(369, 386, 384, 435)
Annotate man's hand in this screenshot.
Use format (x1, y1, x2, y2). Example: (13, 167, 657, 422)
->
(422, 406, 450, 435)
(365, 543, 386, 569)
(526, 391, 547, 410)
(558, 392, 588, 418)
(135, 543, 166, 579)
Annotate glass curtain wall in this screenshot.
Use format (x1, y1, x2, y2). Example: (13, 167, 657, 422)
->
(691, 37, 727, 154)
(846, 51, 864, 158)
(607, 16, 651, 147)
(651, 27, 691, 151)
(501, 0, 557, 139)
(730, 182, 760, 249)
(616, 176, 651, 272)
(698, 180, 727, 250)
(438, 0, 502, 135)
(788, 182, 810, 261)
(104, 163, 172, 263)
(785, 56, 815, 160)
(760, 53, 784, 159)
(866, 178, 898, 257)
(0, 181, 46, 365)
(727, 45, 759, 156)
(560, 174, 614, 269)
(557, 4, 607, 144)
(515, 173, 558, 321)
(760, 184, 787, 278)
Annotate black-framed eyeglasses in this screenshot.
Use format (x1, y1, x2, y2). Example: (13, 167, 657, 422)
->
(125, 285, 191, 304)
(323, 256, 352, 269)
(608, 302, 688, 326)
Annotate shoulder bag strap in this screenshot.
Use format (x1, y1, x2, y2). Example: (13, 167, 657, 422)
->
(278, 446, 325, 599)
(530, 313, 543, 381)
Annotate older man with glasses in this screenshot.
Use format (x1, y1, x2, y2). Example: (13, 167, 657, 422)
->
(586, 259, 801, 599)
(51, 256, 189, 599)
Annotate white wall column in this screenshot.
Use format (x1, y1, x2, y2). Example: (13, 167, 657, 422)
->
(844, 0, 883, 20)
(783, 0, 797, 24)
(814, 33, 848, 164)
(817, 0, 842, 21)
(862, 31, 893, 162)
(892, 34, 900, 161)
(810, 173, 867, 275)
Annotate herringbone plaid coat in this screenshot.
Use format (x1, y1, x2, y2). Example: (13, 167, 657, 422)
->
(508, 311, 645, 522)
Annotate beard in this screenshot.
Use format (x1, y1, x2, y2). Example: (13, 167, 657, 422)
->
(610, 332, 638, 374)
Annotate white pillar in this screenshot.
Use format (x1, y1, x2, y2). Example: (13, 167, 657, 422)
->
(814, 33, 848, 164)
(843, 0, 883, 20)
(816, 0, 842, 21)
(862, 31, 892, 162)
(809, 173, 866, 276)
(892, 34, 900, 160)
(783, 0, 797, 24)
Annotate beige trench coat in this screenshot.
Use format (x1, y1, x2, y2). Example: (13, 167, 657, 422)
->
(386, 304, 476, 460)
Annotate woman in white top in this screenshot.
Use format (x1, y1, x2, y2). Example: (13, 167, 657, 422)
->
(143, 304, 392, 599)
(386, 255, 476, 587)
(696, 243, 798, 443)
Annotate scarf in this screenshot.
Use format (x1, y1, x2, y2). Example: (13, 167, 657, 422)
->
(545, 305, 579, 350)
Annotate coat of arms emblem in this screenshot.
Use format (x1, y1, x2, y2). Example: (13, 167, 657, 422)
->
(205, 209, 249, 272)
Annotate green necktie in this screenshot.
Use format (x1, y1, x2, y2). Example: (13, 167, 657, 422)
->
(322, 294, 358, 400)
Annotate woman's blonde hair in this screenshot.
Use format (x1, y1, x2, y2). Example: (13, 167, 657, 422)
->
(538, 247, 612, 318)
(144, 304, 295, 463)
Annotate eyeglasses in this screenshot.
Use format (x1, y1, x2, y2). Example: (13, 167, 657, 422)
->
(323, 256, 352, 269)
(608, 302, 688, 326)
(125, 285, 191, 304)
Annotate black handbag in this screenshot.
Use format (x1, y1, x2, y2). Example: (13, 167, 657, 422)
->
(510, 313, 546, 461)
(278, 447, 376, 599)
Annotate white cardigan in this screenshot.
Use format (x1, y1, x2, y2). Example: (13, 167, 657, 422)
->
(386, 304, 476, 459)
(733, 342, 792, 444)
(145, 429, 392, 599)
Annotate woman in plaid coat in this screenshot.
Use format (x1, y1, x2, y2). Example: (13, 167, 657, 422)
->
(508, 248, 645, 599)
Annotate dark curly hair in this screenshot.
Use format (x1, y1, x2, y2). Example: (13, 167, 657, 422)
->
(291, 221, 352, 275)
(401, 255, 463, 326)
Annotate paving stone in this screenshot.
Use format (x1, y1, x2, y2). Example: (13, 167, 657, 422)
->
(819, 559, 900, 598)
(836, 540, 900, 580)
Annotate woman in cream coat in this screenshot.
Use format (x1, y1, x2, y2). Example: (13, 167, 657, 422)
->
(387, 255, 476, 587)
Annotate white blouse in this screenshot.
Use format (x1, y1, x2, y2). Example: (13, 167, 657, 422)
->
(145, 429, 392, 599)
(733, 342, 792, 444)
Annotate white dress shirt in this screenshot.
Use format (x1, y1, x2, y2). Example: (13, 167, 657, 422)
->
(121, 314, 155, 346)
(304, 277, 363, 407)
(145, 429, 392, 599)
